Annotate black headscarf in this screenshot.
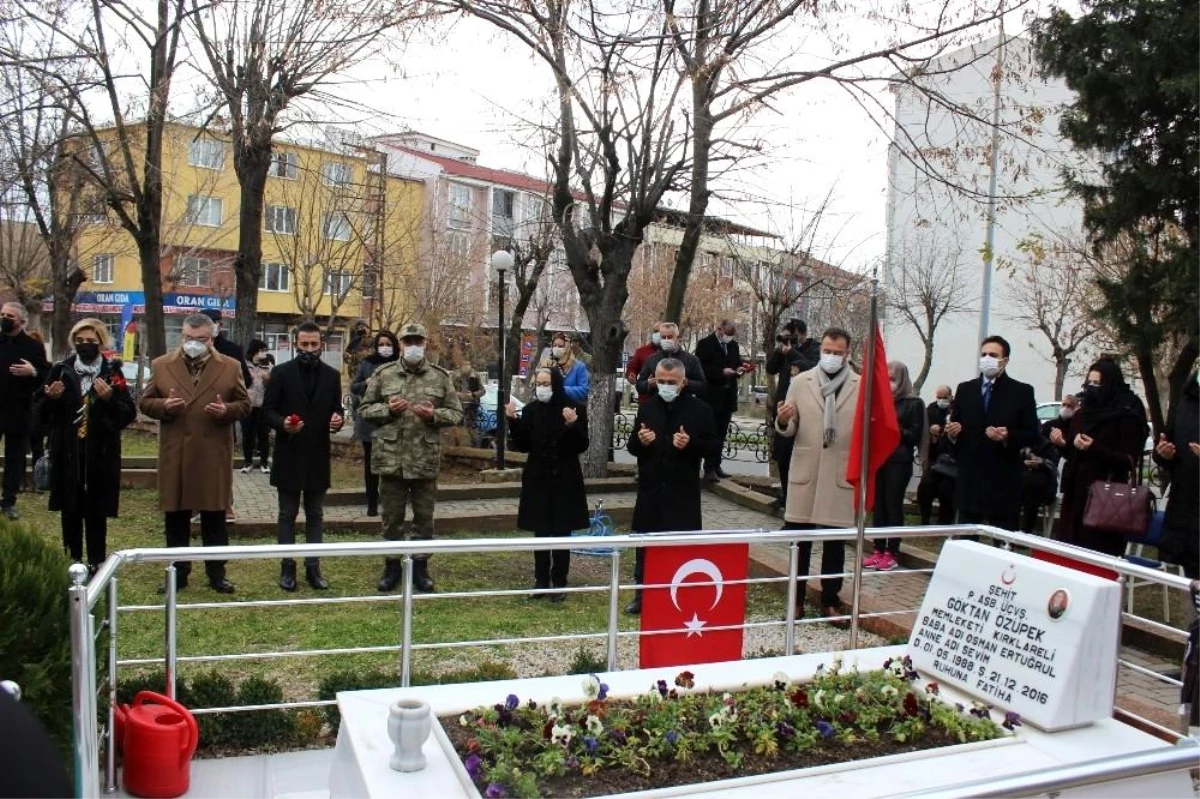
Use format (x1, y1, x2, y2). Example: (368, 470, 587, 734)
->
(1081, 359, 1148, 435)
(365, 331, 400, 365)
(524, 367, 571, 448)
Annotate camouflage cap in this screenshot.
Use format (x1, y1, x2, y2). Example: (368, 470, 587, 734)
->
(399, 322, 427, 339)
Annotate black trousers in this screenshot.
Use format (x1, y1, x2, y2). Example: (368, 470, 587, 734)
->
(278, 489, 325, 567)
(785, 521, 845, 607)
(917, 471, 956, 525)
(164, 510, 228, 581)
(362, 441, 379, 512)
(705, 405, 734, 471)
(1, 429, 27, 507)
(533, 531, 571, 588)
(1019, 470, 1056, 535)
(62, 510, 108, 566)
(240, 408, 271, 466)
(873, 460, 913, 555)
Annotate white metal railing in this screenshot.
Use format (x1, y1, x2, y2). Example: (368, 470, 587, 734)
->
(69, 524, 1196, 797)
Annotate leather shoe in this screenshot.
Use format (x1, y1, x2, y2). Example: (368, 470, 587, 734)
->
(821, 604, 848, 629)
(377, 559, 401, 592)
(209, 578, 236, 594)
(714, 466, 732, 479)
(702, 469, 719, 483)
(624, 596, 642, 615)
(279, 562, 297, 592)
(413, 561, 435, 593)
(305, 566, 330, 590)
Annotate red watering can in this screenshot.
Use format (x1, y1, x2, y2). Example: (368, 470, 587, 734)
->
(114, 691, 199, 798)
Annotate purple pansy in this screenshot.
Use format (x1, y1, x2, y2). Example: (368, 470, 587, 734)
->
(656, 679, 669, 698)
(583, 736, 599, 753)
(464, 754, 483, 779)
(815, 720, 834, 739)
(598, 681, 610, 701)
(565, 755, 579, 769)
(1003, 711, 1022, 730)
(776, 721, 796, 739)
(485, 784, 507, 798)
(504, 694, 519, 711)
(665, 730, 679, 745)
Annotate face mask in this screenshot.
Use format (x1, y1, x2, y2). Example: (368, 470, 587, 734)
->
(535, 386, 553, 403)
(936, 399, 951, 409)
(661, 338, 678, 352)
(403, 345, 424, 364)
(182, 340, 208, 359)
(254, 357, 270, 366)
(0, 318, 15, 334)
(658, 383, 680, 402)
(651, 332, 661, 346)
(819, 353, 844, 374)
(1060, 407, 1075, 419)
(551, 346, 565, 359)
(75, 343, 101, 362)
(377, 346, 394, 359)
(297, 350, 321, 366)
(979, 355, 1001, 378)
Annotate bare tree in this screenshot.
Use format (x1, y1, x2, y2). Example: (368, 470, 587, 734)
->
(500, 195, 560, 385)
(0, 218, 48, 324)
(884, 234, 975, 391)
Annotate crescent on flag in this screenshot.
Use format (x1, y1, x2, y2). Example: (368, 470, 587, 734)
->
(669, 558, 725, 612)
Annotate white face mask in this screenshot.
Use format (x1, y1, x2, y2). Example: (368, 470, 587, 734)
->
(936, 398, 951, 409)
(182, 340, 208, 359)
(658, 383, 680, 402)
(403, 345, 424, 364)
(1060, 407, 1075, 419)
(651, 332, 661, 346)
(819, 353, 844, 374)
(660, 338, 678, 352)
(377, 345, 394, 358)
(979, 355, 1001, 378)
(534, 385, 553, 403)
(551, 346, 565, 359)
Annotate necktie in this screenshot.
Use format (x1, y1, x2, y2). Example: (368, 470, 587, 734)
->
(982, 380, 992, 412)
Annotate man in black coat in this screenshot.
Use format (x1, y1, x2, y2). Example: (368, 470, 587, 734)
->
(262, 322, 344, 591)
(635, 322, 707, 399)
(200, 308, 252, 389)
(624, 358, 719, 614)
(0, 302, 49, 519)
(1154, 371, 1199, 579)
(945, 335, 1040, 533)
(694, 319, 743, 481)
(916, 385, 956, 525)
(764, 318, 819, 509)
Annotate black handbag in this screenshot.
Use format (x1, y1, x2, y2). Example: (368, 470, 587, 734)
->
(929, 454, 957, 479)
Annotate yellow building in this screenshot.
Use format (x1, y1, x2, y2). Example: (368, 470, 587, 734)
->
(66, 122, 423, 366)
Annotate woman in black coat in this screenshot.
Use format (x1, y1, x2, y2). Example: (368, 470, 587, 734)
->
(1050, 359, 1149, 557)
(866, 361, 926, 570)
(1154, 371, 1199, 578)
(34, 319, 136, 572)
(507, 367, 589, 600)
(350, 331, 399, 517)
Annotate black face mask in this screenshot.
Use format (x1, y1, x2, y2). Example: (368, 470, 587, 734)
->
(0, 318, 15, 334)
(296, 350, 321, 367)
(75, 343, 101, 362)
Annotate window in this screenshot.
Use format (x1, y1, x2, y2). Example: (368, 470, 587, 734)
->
(188, 138, 225, 170)
(92, 254, 114, 284)
(448, 183, 472, 228)
(322, 162, 352, 187)
(176, 256, 211, 288)
(493, 189, 515, 219)
(268, 152, 299, 179)
(324, 269, 354, 298)
(446, 231, 470, 264)
(264, 205, 297, 235)
(361, 266, 377, 299)
(259, 262, 290, 292)
(186, 195, 222, 227)
(322, 212, 352, 241)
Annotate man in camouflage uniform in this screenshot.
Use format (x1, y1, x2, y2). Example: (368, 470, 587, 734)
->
(359, 323, 463, 592)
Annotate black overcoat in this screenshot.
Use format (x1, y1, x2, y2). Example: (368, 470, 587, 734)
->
(1155, 378, 1199, 571)
(626, 393, 719, 532)
(35, 356, 136, 517)
(951, 372, 1039, 517)
(509, 374, 590, 533)
(263, 359, 344, 492)
(0, 330, 50, 433)
(694, 332, 742, 415)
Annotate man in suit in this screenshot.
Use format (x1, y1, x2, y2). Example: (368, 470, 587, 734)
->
(945, 335, 1040, 533)
(694, 319, 743, 481)
(764, 318, 819, 509)
(262, 321, 345, 591)
(139, 313, 251, 593)
(0, 302, 49, 519)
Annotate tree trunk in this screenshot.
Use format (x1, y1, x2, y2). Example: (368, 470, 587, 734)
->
(913, 335, 934, 393)
(50, 252, 84, 359)
(230, 147, 272, 346)
(137, 233, 167, 358)
(663, 81, 714, 324)
(1164, 333, 1199, 434)
(580, 270, 632, 478)
(1053, 356, 1068, 401)
(1135, 341, 1164, 437)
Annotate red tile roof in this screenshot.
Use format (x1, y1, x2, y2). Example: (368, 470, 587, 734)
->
(390, 146, 554, 195)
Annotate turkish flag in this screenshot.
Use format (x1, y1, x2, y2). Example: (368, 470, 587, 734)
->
(846, 324, 901, 512)
(639, 543, 749, 668)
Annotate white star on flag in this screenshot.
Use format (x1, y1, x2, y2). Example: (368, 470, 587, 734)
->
(683, 613, 707, 637)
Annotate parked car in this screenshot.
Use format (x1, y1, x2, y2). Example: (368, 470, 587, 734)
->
(1036, 401, 1061, 423)
(750, 385, 770, 408)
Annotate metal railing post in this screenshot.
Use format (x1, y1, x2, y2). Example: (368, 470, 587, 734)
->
(400, 556, 414, 688)
(785, 541, 800, 656)
(606, 549, 621, 672)
(1112, 573, 1126, 706)
(105, 577, 119, 794)
(164, 565, 178, 700)
(69, 563, 99, 799)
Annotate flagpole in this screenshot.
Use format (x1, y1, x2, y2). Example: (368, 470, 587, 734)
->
(849, 269, 880, 650)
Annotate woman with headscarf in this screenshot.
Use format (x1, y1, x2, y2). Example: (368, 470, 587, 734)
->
(34, 318, 137, 574)
(1049, 359, 1149, 556)
(1152, 369, 1198, 579)
(506, 366, 589, 601)
(863, 361, 927, 571)
(541, 332, 590, 405)
(351, 330, 400, 517)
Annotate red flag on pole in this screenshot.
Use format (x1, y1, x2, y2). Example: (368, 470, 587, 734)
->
(639, 543, 749, 668)
(846, 324, 901, 512)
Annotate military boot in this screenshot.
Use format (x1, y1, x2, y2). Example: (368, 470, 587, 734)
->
(377, 558, 402, 592)
(413, 559, 435, 593)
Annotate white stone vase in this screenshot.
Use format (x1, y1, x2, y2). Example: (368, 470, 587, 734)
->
(387, 698, 432, 772)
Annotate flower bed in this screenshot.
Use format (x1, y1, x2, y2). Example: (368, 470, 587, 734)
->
(441, 656, 1013, 798)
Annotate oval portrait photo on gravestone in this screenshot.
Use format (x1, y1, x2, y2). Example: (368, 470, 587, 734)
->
(1047, 588, 1070, 621)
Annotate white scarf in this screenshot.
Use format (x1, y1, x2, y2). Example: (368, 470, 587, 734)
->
(74, 356, 103, 396)
(816, 366, 850, 447)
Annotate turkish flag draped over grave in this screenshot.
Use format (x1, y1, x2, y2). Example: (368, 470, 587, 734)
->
(639, 543, 749, 668)
(846, 324, 901, 513)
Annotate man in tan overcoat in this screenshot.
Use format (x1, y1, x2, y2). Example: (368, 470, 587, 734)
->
(140, 313, 250, 594)
(775, 326, 860, 625)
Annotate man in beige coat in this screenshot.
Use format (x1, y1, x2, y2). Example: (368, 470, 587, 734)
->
(775, 326, 860, 624)
(140, 313, 250, 594)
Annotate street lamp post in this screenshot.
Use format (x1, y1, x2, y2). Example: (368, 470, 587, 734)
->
(491, 250, 514, 469)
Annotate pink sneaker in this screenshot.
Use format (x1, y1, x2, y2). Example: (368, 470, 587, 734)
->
(862, 551, 884, 570)
(875, 552, 899, 571)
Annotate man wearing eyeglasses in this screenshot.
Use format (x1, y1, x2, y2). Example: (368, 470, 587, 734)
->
(0, 302, 49, 520)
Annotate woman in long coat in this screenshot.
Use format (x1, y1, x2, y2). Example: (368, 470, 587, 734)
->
(350, 330, 399, 517)
(507, 367, 589, 600)
(35, 319, 136, 572)
(1050, 359, 1148, 556)
(1154, 370, 1198, 578)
